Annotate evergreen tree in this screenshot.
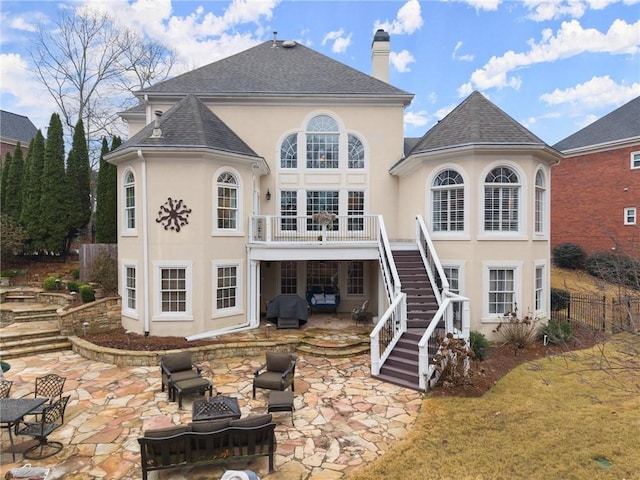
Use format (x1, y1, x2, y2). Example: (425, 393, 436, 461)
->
(1, 151, 13, 212)
(20, 131, 46, 250)
(4, 143, 25, 222)
(39, 113, 69, 254)
(95, 137, 118, 243)
(66, 118, 92, 246)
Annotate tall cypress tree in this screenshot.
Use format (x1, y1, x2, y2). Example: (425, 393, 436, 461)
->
(40, 113, 69, 254)
(4, 143, 25, 222)
(66, 118, 92, 244)
(1, 151, 13, 212)
(95, 137, 119, 243)
(20, 131, 46, 250)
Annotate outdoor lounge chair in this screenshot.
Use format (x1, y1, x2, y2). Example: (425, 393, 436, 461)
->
(160, 352, 203, 401)
(14, 395, 70, 459)
(253, 352, 296, 399)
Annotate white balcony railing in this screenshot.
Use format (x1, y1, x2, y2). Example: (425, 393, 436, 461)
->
(250, 215, 379, 244)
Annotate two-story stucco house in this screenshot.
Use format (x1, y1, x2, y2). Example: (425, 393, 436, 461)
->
(105, 31, 561, 390)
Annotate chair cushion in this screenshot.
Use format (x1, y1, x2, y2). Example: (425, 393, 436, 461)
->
(230, 414, 272, 428)
(266, 352, 292, 372)
(254, 371, 285, 390)
(166, 370, 200, 384)
(144, 425, 191, 438)
(162, 352, 193, 372)
(189, 419, 230, 433)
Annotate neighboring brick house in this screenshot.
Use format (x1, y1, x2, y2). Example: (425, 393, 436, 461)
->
(0, 110, 38, 160)
(552, 96, 640, 257)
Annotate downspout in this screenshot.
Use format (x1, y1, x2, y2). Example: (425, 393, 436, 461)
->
(137, 149, 150, 336)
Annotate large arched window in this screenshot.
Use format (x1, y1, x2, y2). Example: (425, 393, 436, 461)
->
(124, 170, 136, 231)
(217, 172, 238, 229)
(432, 169, 464, 231)
(534, 170, 546, 234)
(484, 166, 520, 232)
(348, 134, 365, 169)
(280, 133, 297, 168)
(306, 115, 339, 168)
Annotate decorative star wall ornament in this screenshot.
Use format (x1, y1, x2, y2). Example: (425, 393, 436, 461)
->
(156, 197, 192, 232)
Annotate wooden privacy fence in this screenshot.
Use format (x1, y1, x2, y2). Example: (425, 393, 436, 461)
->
(551, 291, 640, 333)
(79, 244, 117, 282)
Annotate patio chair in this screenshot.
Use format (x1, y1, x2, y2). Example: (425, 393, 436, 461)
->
(25, 373, 66, 418)
(351, 299, 370, 324)
(160, 352, 203, 401)
(253, 352, 296, 399)
(0, 379, 12, 398)
(14, 395, 70, 459)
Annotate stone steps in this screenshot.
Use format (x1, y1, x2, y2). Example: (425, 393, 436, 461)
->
(297, 335, 369, 357)
(0, 329, 70, 360)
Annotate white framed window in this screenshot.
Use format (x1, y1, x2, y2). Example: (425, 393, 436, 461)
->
(534, 264, 545, 312)
(348, 191, 365, 231)
(432, 169, 464, 232)
(217, 171, 238, 230)
(624, 207, 637, 225)
(442, 265, 462, 326)
(307, 260, 338, 289)
(280, 133, 298, 169)
(482, 261, 522, 321)
(213, 260, 243, 316)
(280, 190, 297, 231)
(631, 151, 640, 169)
(280, 261, 297, 294)
(534, 170, 546, 234)
(123, 170, 136, 233)
(484, 166, 520, 233)
(153, 261, 193, 321)
(306, 115, 339, 168)
(121, 262, 138, 318)
(347, 134, 365, 169)
(306, 190, 339, 230)
(347, 261, 365, 295)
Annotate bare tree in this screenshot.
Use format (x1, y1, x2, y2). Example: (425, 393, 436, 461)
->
(30, 7, 176, 165)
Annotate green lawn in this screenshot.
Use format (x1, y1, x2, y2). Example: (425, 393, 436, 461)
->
(347, 334, 640, 480)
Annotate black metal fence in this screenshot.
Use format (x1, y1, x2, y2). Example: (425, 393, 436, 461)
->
(551, 291, 640, 333)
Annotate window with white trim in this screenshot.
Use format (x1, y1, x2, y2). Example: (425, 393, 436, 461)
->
(307, 261, 338, 289)
(280, 190, 297, 231)
(217, 172, 238, 230)
(280, 133, 297, 168)
(160, 268, 186, 313)
(348, 191, 364, 231)
(624, 207, 637, 225)
(534, 170, 546, 234)
(535, 265, 544, 311)
(306, 190, 339, 230)
(347, 261, 364, 295)
(306, 115, 339, 168)
(484, 166, 520, 232)
(216, 265, 238, 310)
(488, 268, 515, 315)
(124, 170, 136, 231)
(281, 261, 297, 294)
(432, 169, 464, 232)
(125, 265, 136, 311)
(348, 134, 364, 168)
(631, 151, 640, 169)
(443, 266, 461, 326)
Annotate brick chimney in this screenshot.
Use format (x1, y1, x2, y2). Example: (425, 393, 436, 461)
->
(371, 29, 390, 83)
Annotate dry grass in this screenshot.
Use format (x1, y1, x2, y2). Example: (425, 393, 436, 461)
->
(346, 335, 640, 480)
(551, 266, 636, 296)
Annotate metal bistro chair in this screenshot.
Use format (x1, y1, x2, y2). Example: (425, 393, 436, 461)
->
(27, 374, 66, 418)
(351, 299, 370, 325)
(0, 379, 13, 398)
(14, 395, 70, 459)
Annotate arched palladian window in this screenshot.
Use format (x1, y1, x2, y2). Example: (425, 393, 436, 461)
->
(217, 172, 238, 229)
(432, 169, 464, 231)
(534, 170, 546, 234)
(484, 166, 520, 232)
(124, 170, 136, 230)
(280, 133, 297, 168)
(348, 134, 364, 168)
(306, 115, 339, 168)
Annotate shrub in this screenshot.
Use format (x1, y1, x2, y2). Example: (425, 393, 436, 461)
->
(551, 288, 570, 312)
(72, 269, 80, 280)
(79, 284, 95, 303)
(433, 333, 472, 388)
(493, 310, 538, 350)
(469, 331, 489, 360)
(43, 276, 62, 291)
(539, 319, 573, 345)
(585, 252, 640, 290)
(89, 252, 118, 294)
(552, 243, 586, 269)
(66, 280, 81, 293)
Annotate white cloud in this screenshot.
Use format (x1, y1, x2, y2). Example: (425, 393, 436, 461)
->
(390, 49, 416, 72)
(322, 29, 352, 54)
(445, 0, 501, 11)
(540, 75, 640, 106)
(452, 41, 475, 61)
(404, 110, 429, 128)
(374, 0, 423, 35)
(462, 18, 640, 92)
(523, 0, 587, 21)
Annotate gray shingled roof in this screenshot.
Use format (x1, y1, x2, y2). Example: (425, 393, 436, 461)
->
(0, 110, 38, 144)
(553, 96, 640, 151)
(114, 94, 259, 158)
(138, 40, 412, 102)
(406, 91, 546, 157)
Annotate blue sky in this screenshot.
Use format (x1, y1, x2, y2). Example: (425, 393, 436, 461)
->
(1, 0, 639, 146)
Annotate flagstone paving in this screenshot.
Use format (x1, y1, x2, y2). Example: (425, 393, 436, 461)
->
(0, 347, 422, 479)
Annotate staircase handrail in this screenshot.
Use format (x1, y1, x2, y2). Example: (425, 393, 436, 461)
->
(370, 292, 407, 376)
(416, 215, 449, 304)
(377, 215, 402, 302)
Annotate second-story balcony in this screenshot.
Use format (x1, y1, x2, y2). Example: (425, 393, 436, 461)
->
(250, 215, 380, 245)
